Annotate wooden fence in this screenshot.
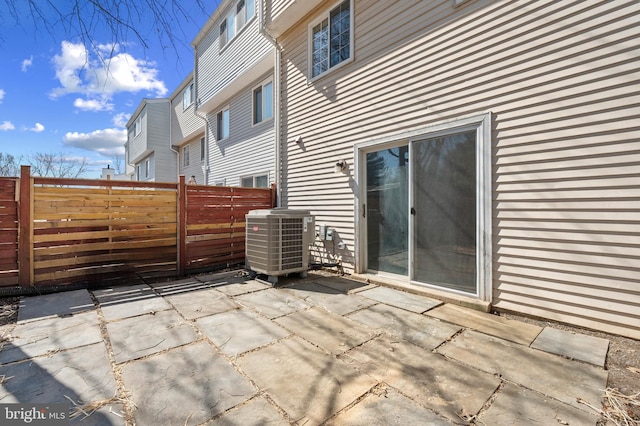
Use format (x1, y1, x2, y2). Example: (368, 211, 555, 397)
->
(0, 166, 274, 289)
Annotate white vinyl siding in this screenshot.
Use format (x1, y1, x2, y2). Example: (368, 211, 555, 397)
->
(194, 3, 273, 113)
(207, 72, 275, 188)
(279, 0, 640, 338)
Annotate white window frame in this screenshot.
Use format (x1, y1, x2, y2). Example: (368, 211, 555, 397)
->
(182, 84, 194, 110)
(354, 113, 492, 301)
(183, 145, 190, 167)
(308, 0, 354, 81)
(217, 107, 230, 140)
(144, 158, 150, 179)
(200, 137, 206, 162)
(135, 163, 141, 181)
(252, 79, 273, 125)
(240, 173, 269, 188)
(133, 116, 142, 137)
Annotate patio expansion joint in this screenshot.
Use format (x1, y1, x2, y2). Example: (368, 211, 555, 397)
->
(87, 291, 136, 424)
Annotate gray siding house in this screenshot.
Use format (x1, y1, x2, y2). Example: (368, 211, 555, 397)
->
(265, 0, 640, 339)
(171, 76, 206, 185)
(192, 0, 276, 187)
(125, 99, 176, 182)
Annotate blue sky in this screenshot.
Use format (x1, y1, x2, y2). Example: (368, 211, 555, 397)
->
(0, 1, 220, 177)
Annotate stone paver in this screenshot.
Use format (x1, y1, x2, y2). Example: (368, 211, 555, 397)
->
(1, 273, 614, 425)
(235, 288, 309, 319)
(348, 303, 461, 350)
(275, 307, 376, 355)
(325, 386, 450, 426)
(18, 290, 94, 323)
(437, 329, 608, 412)
(121, 342, 256, 425)
(206, 397, 289, 425)
(312, 277, 376, 294)
(107, 309, 199, 363)
(340, 334, 501, 422)
(148, 277, 218, 295)
(212, 279, 270, 297)
(163, 288, 239, 320)
(0, 311, 102, 364)
(358, 286, 442, 313)
(94, 284, 172, 321)
(283, 281, 376, 315)
(239, 336, 377, 425)
(531, 327, 609, 367)
(479, 383, 598, 425)
(0, 343, 123, 425)
(196, 309, 289, 356)
(426, 303, 543, 345)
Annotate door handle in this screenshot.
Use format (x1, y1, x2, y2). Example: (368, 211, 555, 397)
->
(410, 207, 416, 215)
(363, 204, 366, 218)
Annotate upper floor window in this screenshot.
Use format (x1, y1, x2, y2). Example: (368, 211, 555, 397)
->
(183, 145, 190, 167)
(310, 0, 352, 79)
(253, 80, 273, 125)
(220, 0, 255, 49)
(217, 108, 230, 140)
(134, 116, 142, 137)
(182, 84, 193, 110)
(200, 137, 206, 161)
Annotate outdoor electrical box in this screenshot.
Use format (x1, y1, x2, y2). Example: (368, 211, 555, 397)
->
(318, 224, 333, 241)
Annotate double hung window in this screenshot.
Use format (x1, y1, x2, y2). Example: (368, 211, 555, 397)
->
(253, 81, 273, 124)
(311, 0, 352, 78)
(217, 108, 229, 140)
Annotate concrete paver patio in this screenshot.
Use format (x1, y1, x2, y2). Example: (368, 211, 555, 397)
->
(0, 271, 610, 425)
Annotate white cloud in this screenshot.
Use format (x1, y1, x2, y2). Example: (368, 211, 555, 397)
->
(63, 128, 127, 157)
(0, 89, 5, 103)
(0, 121, 15, 131)
(73, 97, 114, 111)
(51, 41, 167, 100)
(28, 123, 45, 133)
(112, 112, 129, 128)
(22, 55, 33, 72)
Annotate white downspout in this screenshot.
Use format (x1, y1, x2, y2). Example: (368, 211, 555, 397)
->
(192, 50, 210, 185)
(169, 99, 180, 181)
(259, 0, 282, 207)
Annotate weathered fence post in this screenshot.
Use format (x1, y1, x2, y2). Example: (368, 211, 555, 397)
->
(18, 165, 32, 287)
(177, 175, 186, 276)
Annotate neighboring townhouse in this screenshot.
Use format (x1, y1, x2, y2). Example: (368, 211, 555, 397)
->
(125, 98, 176, 182)
(192, 0, 276, 188)
(264, 0, 640, 338)
(171, 75, 206, 185)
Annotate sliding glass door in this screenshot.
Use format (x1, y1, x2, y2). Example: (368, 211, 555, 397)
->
(361, 115, 490, 298)
(365, 146, 408, 276)
(412, 131, 477, 293)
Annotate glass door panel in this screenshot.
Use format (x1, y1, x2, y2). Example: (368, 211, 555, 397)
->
(412, 131, 477, 293)
(366, 147, 408, 275)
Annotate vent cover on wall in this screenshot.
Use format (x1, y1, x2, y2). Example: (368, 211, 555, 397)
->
(245, 209, 315, 283)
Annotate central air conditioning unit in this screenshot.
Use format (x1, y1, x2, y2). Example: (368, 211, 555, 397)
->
(245, 209, 315, 284)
